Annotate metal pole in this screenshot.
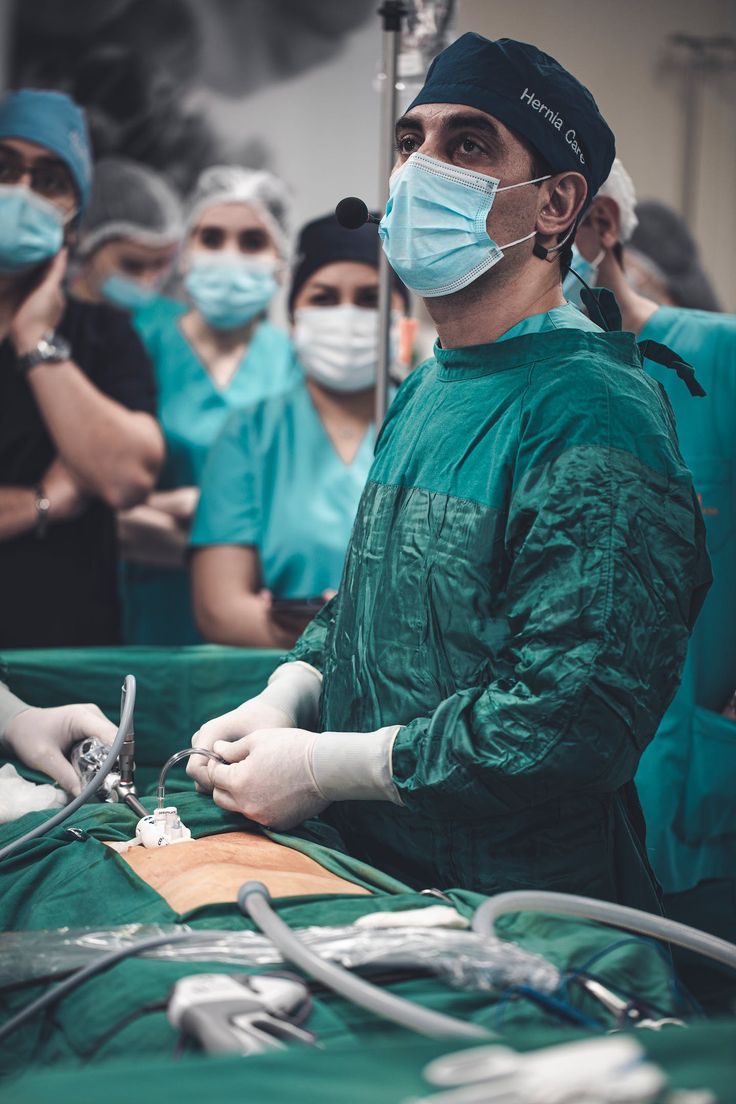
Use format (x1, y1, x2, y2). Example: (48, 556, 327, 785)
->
(375, 2, 406, 431)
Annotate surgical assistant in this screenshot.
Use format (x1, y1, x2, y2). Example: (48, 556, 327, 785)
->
(120, 166, 299, 644)
(191, 35, 710, 906)
(190, 213, 409, 648)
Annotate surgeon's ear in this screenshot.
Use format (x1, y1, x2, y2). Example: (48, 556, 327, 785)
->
(536, 171, 587, 240)
(584, 196, 620, 250)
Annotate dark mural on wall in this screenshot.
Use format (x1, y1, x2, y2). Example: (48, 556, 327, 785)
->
(8, 0, 376, 192)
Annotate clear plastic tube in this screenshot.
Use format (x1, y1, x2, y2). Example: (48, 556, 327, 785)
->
(157, 747, 224, 808)
(472, 890, 736, 972)
(0, 923, 560, 993)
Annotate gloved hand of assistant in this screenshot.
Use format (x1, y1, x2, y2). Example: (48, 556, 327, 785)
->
(2, 702, 116, 795)
(206, 724, 403, 830)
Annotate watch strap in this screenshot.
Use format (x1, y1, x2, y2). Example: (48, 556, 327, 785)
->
(16, 332, 71, 375)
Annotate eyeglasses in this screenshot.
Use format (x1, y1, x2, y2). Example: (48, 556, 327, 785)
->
(0, 147, 75, 201)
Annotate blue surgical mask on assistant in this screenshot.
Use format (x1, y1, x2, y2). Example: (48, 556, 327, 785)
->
(563, 243, 606, 309)
(101, 272, 159, 311)
(0, 184, 66, 274)
(378, 153, 549, 298)
(184, 253, 278, 329)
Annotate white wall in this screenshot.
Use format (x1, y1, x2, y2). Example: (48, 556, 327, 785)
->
(458, 0, 736, 310)
(192, 23, 384, 248)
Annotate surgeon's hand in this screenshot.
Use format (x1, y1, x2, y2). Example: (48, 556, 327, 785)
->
(188, 699, 295, 792)
(2, 702, 116, 795)
(207, 728, 329, 830)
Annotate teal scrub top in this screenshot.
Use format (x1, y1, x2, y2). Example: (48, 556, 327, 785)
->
(121, 297, 300, 644)
(190, 378, 375, 598)
(635, 306, 736, 893)
(134, 297, 300, 488)
(289, 305, 708, 904)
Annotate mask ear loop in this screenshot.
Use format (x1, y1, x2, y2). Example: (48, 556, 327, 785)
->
(493, 176, 553, 253)
(496, 174, 552, 192)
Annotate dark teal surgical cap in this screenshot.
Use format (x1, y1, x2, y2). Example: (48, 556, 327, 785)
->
(0, 89, 92, 210)
(408, 33, 615, 210)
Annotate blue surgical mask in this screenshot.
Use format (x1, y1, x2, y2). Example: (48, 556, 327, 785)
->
(101, 272, 159, 311)
(378, 153, 549, 297)
(0, 184, 66, 274)
(184, 253, 278, 329)
(563, 243, 606, 309)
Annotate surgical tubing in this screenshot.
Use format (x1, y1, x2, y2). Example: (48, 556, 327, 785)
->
(0, 675, 136, 864)
(239, 881, 493, 1041)
(0, 930, 208, 1044)
(157, 747, 224, 809)
(472, 891, 736, 973)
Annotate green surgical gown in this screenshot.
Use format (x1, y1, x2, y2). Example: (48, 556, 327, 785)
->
(122, 298, 299, 644)
(290, 306, 711, 904)
(635, 306, 736, 893)
(190, 379, 375, 597)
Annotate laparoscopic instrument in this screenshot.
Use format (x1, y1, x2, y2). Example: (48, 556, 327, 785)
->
(131, 747, 225, 849)
(167, 972, 316, 1056)
(0, 673, 226, 858)
(0, 674, 138, 863)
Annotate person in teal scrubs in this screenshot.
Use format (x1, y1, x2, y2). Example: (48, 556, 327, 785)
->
(570, 160, 736, 901)
(118, 165, 300, 644)
(69, 157, 183, 311)
(189, 213, 409, 649)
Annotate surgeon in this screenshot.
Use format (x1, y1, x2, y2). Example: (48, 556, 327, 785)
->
(189, 213, 409, 648)
(567, 161, 736, 905)
(188, 35, 710, 906)
(119, 166, 300, 644)
(0, 680, 114, 795)
(69, 157, 183, 311)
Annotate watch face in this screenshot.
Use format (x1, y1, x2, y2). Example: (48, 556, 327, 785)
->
(40, 335, 71, 362)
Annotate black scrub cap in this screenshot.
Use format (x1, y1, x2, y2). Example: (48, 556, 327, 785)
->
(288, 213, 409, 314)
(408, 33, 615, 213)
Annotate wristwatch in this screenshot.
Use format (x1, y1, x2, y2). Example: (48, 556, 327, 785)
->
(16, 331, 72, 375)
(33, 483, 50, 539)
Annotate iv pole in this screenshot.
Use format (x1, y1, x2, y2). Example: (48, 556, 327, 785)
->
(375, 1, 407, 429)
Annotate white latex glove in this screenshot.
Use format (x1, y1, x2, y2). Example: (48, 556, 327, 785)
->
(207, 724, 403, 831)
(2, 703, 116, 795)
(187, 662, 322, 792)
(207, 728, 329, 830)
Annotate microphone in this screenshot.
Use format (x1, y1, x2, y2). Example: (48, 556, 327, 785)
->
(335, 197, 380, 229)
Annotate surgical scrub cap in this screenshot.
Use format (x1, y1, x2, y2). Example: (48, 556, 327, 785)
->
(408, 33, 615, 213)
(288, 212, 409, 314)
(595, 158, 639, 243)
(185, 165, 291, 258)
(0, 89, 92, 211)
(77, 157, 183, 257)
(628, 200, 722, 312)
